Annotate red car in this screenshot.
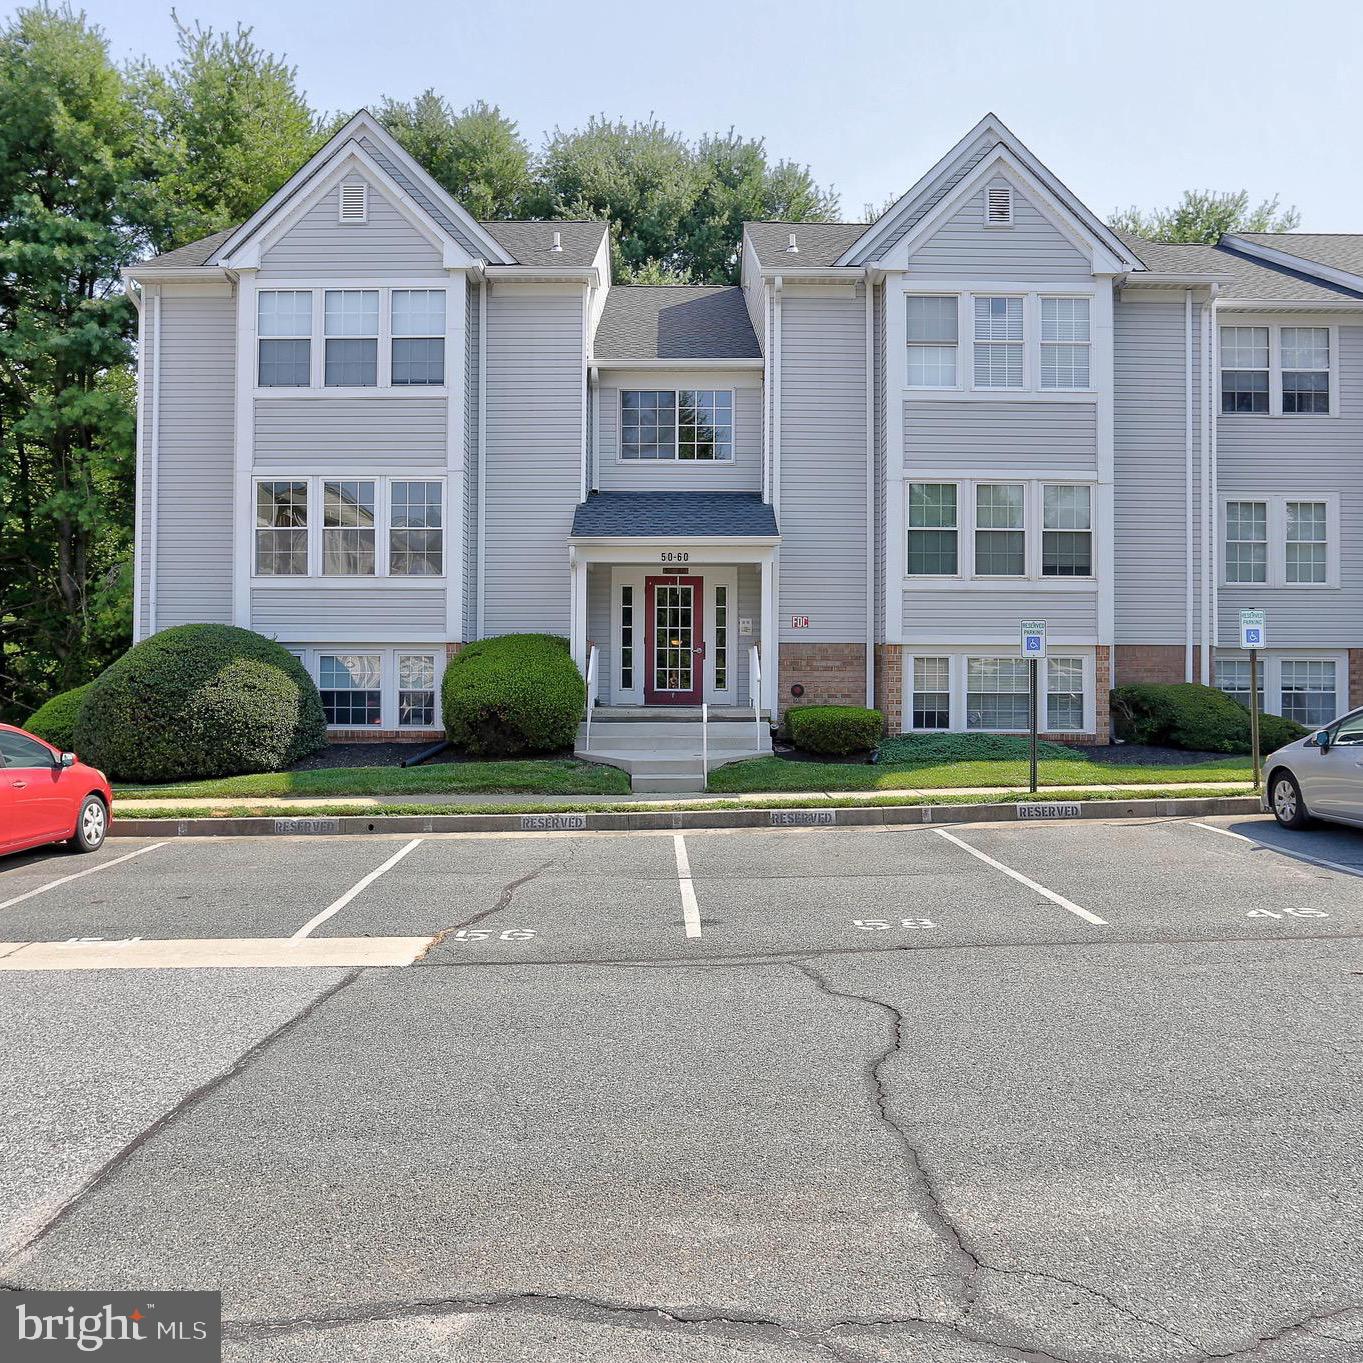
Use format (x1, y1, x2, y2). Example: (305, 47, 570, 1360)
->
(0, 724, 113, 857)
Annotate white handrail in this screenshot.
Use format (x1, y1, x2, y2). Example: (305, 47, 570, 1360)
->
(583, 644, 598, 752)
(701, 701, 709, 792)
(749, 644, 762, 751)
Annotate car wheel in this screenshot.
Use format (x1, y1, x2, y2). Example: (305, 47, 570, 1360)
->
(69, 795, 108, 853)
(1269, 772, 1312, 830)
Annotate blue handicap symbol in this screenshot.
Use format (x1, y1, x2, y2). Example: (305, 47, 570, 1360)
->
(1246, 628, 1261, 645)
(1024, 635, 1041, 652)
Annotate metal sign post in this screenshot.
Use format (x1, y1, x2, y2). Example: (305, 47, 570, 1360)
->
(1239, 609, 1266, 791)
(1020, 621, 1047, 796)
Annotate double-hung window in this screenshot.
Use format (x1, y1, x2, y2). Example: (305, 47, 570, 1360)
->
(1040, 298, 1090, 389)
(1280, 660, 1337, 726)
(257, 291, 312, 387)
(967, 658, 1030, 730)
(391, 290, 445, 385)
(1224, 501, 1268, 583)
(911, 657, 951, 730)
(907, 484, 958, 575)
(319, 654, 381, 727)
(1046, 658, 1085, 732)
(1216, 659, 1265, 712)
(389, 480, 443, 576)
(906, 296, 958, 387)
(322, 480, 376, 576)
(973, 296, 1023, 388)
(1280, 328, 1330, 413)
(620, 390, 732, 460)
(974, 483, 1026, 575)
(324, 290, 379, 387)
(255, 481, 309, 575)
(1223, 495, 1334, 588)
(1042, 485, 1092, 577)
(1220, 327, 1270, 413)
(1221, 325, 1331, 415)
(397, 654, 437, 727)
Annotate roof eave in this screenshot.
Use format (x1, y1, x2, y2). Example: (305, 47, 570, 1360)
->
(1222, 235, 1363, 295)
(588, 356, 763, 369)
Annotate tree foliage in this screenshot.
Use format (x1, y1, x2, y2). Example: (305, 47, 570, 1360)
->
(1109, 189, 1300, 244)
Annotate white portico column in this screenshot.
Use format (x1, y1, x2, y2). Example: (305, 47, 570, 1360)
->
(569, 547, 588, 676)
(759, 552, 776, 715)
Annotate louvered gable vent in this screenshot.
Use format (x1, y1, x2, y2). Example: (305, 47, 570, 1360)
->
(339, 182, 368, 223)
(985, 184, 1013, 227)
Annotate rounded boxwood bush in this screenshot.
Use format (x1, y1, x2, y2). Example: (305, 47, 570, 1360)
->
(442, 633, 585, 757)
(786, 704, 884, 756)
(74, 624, 327, 783)
(24, 682, 93, 752)
(1111, 681, 1308, 754)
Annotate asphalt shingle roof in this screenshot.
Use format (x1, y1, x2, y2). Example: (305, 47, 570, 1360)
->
(138, 228, 237, 269)
(479, 220, 607, 268)
(1118, 232, 1363, 303)
(744, 221, 868, 269)
(1235, 233, 1363, 278)
(593, 287, 759, 360)
(571, 491, 779, 539)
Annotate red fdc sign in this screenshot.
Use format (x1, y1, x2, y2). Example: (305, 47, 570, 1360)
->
(790, 614, 811, 629)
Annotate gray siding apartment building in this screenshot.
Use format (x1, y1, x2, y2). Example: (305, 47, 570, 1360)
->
(126, 112, 1363, 744)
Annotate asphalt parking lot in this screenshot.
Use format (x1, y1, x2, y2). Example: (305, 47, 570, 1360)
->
(2, 814, 1361, 1362)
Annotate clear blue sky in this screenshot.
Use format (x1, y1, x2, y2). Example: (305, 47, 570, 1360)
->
(32, 0, 1363, 231)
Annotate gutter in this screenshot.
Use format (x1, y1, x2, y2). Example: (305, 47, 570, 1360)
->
(1184, 288, 1194, 681)
(864, 268, 876, 708)
(483, 264, 602, 286)
(587, 357, 764, 370)
(128, 282, 145, 643)
(149, 292, 163, 636)
(476, 278, 488, 639)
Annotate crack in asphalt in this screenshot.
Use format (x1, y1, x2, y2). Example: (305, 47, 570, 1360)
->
(0, 969, 365, 1279)
(1194, 1304, 1363, 1361)
(416, 859, 561, 960)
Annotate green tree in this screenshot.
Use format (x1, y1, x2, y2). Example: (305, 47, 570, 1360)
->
(1110, 189, 1301, 244)
(0, 4, 153, 719)
(136, 12, 323, 249)
(378, 92, 532, 221)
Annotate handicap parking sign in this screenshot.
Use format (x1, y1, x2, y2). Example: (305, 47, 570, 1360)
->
(1239, 609, 1266, 650)
(1019, 620, 1047, 659)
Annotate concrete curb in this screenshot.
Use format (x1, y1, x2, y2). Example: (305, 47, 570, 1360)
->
(110, 794, 1265, 838)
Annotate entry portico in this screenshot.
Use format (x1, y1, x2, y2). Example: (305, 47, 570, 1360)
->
(568, 491, 779, 714)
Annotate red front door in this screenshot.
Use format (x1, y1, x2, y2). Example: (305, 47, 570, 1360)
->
(644, 575, 705, 705)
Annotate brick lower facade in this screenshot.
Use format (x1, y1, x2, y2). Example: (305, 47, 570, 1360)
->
(777, 642, 868, 714)
(327, 729, 443, 743)
(873, 644, 904, 734)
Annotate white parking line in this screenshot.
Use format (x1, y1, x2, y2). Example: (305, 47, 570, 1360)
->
(1190, 821, 1363, 877)
(934, 829, 1107, 926)
(0, 842, 168, 912)
(673, 834, 702, 939)
(291, 838, 423, 940)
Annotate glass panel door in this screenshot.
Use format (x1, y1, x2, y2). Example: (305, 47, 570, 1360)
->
(645, 576, 704, 704)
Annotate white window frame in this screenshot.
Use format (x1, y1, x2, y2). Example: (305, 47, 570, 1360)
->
(1219, 318, 1339, 418)
(905, 295, 960, 390)
(254, 281, 448, 396)
(903, 478, 1097, 584)
(899, 285, 1098, 398)
(616, 388, 736, 463)
(250, 475, 446, 583)
(903, 648, 1095, 736)
(286, 646, 447, 731)
(1214, 651, 1348, 724)
(1218, 493, 1340, 589)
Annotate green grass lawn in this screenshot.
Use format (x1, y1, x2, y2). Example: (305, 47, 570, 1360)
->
(116, 757, 631, 800)
(708, 733, 1252, 794)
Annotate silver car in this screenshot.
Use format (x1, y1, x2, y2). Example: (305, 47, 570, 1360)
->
(1264, 707, 1363, 830)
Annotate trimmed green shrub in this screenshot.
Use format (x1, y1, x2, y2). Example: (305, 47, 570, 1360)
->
(1110, 682, 1308, 754)
(442, 633, 585, 757)
(24, 682, 93, 752)
(786, 705, 884, 756)
(74, 625, 327, 783)
(876, 732, 1080, 766)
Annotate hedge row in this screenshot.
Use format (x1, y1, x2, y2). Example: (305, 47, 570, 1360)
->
(785, 705, 884, 755)
(1110, 682, 1308, 754)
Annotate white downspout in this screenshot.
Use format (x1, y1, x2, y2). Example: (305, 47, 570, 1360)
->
(771, 275, 783, 716)
(864, 270, 876, 708)
(476, 277, 488, 640)
(762, 287, 772, 503)
(1208, 285, 1220, 665)
(148, 291, 162, 637)
(129, 282, 145, 643)
(1184, 288, 1194, 681)
(1199, 294, 1213, 683)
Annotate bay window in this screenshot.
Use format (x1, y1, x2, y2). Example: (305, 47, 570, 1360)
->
(906, 296, 958, 387)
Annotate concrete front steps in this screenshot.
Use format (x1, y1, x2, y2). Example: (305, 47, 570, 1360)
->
(575, 707, 773, 793)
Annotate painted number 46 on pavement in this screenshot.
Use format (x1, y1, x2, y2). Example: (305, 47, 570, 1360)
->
(1246, 908, 1329, 919)
(450, 928, 538, 942)
(853, 918, 938, 930)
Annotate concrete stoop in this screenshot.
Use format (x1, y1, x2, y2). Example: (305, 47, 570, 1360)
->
(575, 710, 773, 793)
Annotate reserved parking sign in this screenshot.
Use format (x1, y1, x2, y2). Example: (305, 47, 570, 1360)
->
(1239, 609, 1266, 649)
(1019, 620, 1047, 658)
